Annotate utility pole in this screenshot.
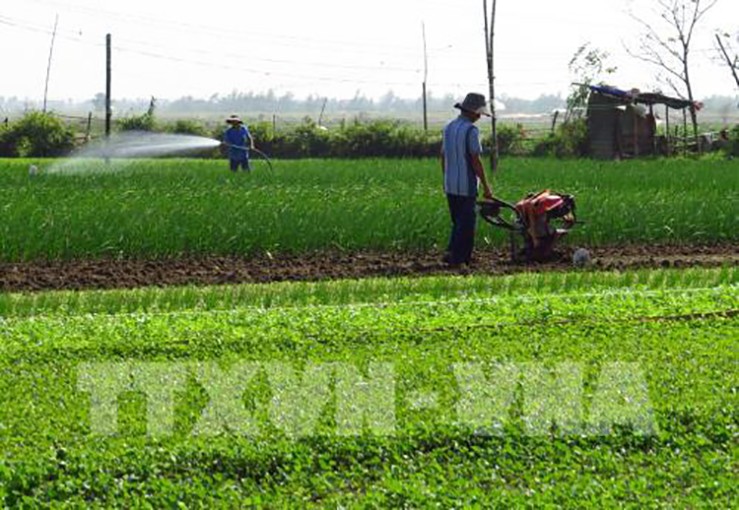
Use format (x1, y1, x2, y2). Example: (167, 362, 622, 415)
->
(422, 22, 428, 132)
(482, 0, 499, 172)
(105, 34, 112, 139)
(42, 14, 59, 113)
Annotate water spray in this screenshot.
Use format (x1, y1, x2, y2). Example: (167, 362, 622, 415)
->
(93, 132, 221, 158)
(45, 132, 274, 175)
(49, 132, 222, 174)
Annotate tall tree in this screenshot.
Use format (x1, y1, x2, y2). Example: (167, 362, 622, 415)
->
(627, 0, 719, 141)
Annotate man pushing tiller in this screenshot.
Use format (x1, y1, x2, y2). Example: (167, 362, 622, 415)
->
(440, 92, 494, 268)
(441, 93, 579, 266)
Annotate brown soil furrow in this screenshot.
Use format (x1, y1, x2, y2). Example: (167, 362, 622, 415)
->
(0, 244, 736, 293)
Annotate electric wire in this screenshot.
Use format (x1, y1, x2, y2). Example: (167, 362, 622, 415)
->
(2, 1, 735, 99)
(0, 12, 554, 92)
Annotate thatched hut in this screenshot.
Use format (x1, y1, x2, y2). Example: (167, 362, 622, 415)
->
(586, 85, 694, 159)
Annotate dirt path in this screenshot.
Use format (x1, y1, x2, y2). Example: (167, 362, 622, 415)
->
(1, 244, 736, 292)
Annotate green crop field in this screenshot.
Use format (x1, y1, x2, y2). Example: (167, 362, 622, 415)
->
(0, 268, 736, 506)
(0, 157, 736, 261)
(1, 154, 737, 507)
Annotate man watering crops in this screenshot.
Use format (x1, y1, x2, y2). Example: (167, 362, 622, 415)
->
(440, 92, 494, 267)
(223, 114, 254, 171)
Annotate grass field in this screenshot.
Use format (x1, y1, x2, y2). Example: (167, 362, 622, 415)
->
(0, 268, 736, 506)
(0, 157, 736, 261)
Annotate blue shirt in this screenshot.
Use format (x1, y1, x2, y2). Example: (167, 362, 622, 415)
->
(224, 125, 251, 160)
(442, 116, 482, 197)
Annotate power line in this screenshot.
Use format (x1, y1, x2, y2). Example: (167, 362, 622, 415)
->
(19, 0, 428, 56)
(0, 12, 424, 75)
(5, 5, 734, 100)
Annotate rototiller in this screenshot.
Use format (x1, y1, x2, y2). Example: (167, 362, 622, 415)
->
(478, 190, 579, 262)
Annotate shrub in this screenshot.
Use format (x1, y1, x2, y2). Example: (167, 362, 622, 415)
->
(555, 119, 588, 157)
(166, 119, 209, 137)
(116, 112, 156, 132)
(117, 97, 157, 132)
(282, 117, 331, 157)
(531, 133, 559, 157)
(0, 111, 75, 157)
(496, 123, 527, 156)
(246, 121, 276, 150)
(328, 119, 438, 158)
(531, 119, 588, 158)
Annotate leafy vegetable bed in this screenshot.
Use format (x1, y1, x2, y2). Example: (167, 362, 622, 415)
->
(1, 268, 736, 506)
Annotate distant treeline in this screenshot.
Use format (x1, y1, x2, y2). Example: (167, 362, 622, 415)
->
(2, 90, 566, 119)
(3, 90, 735, 119)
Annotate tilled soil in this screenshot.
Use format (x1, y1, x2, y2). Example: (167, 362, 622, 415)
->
(1, 243, 736, 293)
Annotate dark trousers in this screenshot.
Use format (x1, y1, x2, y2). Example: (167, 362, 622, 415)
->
(229, 158, 251, 171)
(446, 193, 477, 264)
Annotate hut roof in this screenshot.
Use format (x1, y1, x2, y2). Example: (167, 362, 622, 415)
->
(588, 85, 693, 110)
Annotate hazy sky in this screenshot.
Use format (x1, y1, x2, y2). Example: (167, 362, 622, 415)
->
(1, 0, 737, 105)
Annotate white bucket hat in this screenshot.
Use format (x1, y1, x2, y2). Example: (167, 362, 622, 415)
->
(454, 92, 491, 116)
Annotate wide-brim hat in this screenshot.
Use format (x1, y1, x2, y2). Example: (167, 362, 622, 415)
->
(454, 92, 491, 116)
(226, 114, 243, 124)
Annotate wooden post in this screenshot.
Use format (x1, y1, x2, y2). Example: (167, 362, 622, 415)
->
(633, 107, 638, 157)
(550, 110, 559, 133)
(665, 105, 670, 155)
(682, 108, 687, 156)
(105, 34, 112, 139)
(649, 104, 656, 155)
(86, 112, 92, 141)
(483, 0, 499, 172)
(318, 97, 327, 127)
(422, 82, 428, 132)
(422, 22, 428, 132)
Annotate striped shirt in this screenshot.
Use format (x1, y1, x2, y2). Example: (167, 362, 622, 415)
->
(442, 116, 482, 197)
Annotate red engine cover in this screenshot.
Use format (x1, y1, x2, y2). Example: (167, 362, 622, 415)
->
(515, 190, 564, 217)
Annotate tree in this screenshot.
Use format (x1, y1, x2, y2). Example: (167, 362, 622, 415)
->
(566, 43, 617, 122)
(714, 32, 739, 89)
(627, 0, 719, 142)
